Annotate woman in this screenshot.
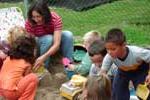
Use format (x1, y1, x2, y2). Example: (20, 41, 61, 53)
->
(25, 0, 74, 70)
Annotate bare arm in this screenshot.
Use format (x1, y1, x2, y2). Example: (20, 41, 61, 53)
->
(45, 30, 61, 56)
(34, 30, 62, 70)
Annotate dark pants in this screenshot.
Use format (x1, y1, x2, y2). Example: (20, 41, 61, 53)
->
(112, 62, 149, 100)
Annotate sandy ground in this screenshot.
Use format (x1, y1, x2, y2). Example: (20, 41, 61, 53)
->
(0, 71, 67, 100)
(35, 71, 67, 100)
(35, 58, 69, 100)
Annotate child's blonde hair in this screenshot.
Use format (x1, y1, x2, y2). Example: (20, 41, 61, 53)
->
(85, 74, 111, 100)
(7, 26, 26, 45)
(83, 31, 102, 50)
(83, 31, 101, 42)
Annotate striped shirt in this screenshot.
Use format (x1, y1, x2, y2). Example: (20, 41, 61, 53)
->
(25, 11, 62, 37)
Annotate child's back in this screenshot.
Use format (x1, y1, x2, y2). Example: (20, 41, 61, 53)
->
(0, 36, 38, 100)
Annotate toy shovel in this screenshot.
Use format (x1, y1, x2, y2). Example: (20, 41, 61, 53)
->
(136, 83, 149, 100)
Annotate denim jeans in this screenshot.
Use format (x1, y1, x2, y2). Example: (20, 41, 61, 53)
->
(36, 31, 73, 69)
(112, 62, 149, 100)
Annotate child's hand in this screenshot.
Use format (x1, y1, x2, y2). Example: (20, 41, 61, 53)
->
(79, 88, 87, 100)
(145, 74, 150, 85)
(67, 64, 75, 71)
(24, 66, 32, 76)
(0, 50, 7, 60)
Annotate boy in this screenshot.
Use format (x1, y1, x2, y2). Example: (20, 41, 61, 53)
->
(67, 31, 102, 76)
(88, 40, 107, 76)
(100, 28, 150, 100)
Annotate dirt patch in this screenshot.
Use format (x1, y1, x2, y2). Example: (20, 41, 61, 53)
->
(35, 55, 68, 100)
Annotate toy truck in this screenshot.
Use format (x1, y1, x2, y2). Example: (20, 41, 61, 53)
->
(60, 75, 87, 100)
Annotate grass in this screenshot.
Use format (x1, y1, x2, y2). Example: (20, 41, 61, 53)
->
(0, 0, 150, 46)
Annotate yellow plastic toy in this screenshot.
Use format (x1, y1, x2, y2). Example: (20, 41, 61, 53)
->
(60, 75, 87, 100)
(136, 83, 149, 100)
(32, 65, 47, 80)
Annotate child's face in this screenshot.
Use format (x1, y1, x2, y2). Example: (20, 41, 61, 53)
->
(90, 54, 103, 66)
(105, 42, 125, 58)
(32, 11, 43, 25)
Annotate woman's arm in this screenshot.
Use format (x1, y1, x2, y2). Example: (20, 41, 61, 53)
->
(45, 30, 62, 56)
(33, 11, 62, 70)
(34, 30, 62, 70)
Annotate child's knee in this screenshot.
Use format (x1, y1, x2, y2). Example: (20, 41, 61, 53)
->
(62, 31, 73, 39)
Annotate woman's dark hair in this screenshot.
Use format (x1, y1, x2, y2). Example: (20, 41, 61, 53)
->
(8, 36, 36, 65)
(27, 0, 51, 25)
(105, 28, 126, 45)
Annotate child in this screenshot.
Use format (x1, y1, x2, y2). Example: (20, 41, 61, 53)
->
(0, 26, 26, 69)
(25, 0, 74, 70)
(100, 28, 150, 100)
(7, 26, 26, 45)
(0, 36, 38, 100)
(80, 74, 111, 100)
(67, 31, 102, 76)
(88, 40, 107, 76)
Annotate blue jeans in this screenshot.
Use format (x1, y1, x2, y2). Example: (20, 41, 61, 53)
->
(112, 62, 149, 100)
(36, 31, 73, 69)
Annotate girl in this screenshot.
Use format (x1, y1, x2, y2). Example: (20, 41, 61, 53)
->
(80, 74, 111, 100)
(0, 26, 26, 69)
(25, 0, 74, 70)
(0, 36, 38, 100)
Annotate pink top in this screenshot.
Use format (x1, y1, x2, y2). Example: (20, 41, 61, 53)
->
(0, 57, 31, 90)
(25, 11, 62, 37)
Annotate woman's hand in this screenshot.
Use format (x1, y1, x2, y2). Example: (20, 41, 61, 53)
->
(33, 54, 47, 71)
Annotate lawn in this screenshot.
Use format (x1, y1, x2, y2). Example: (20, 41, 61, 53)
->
(0, 0, 150, 46)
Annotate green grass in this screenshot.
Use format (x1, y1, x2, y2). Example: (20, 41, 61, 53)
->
(0, 0, 150, 46)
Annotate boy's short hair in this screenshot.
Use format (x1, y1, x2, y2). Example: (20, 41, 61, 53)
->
(105, 28, 126, 45)
(88, 40, 107, 57)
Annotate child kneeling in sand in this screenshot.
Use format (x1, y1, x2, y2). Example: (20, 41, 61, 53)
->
(0, 36, 38, 100)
